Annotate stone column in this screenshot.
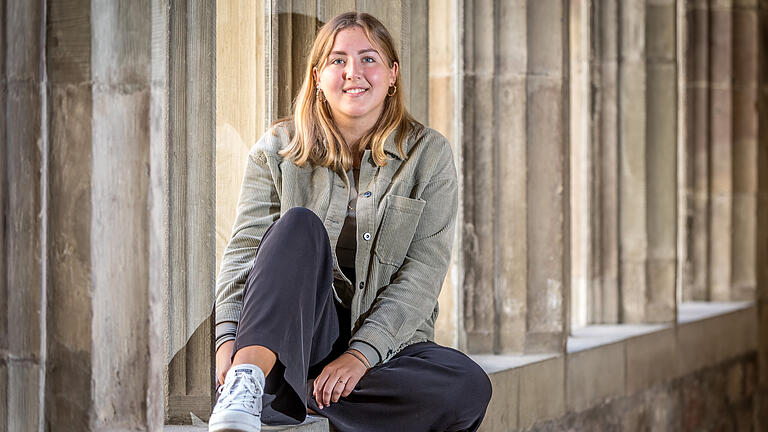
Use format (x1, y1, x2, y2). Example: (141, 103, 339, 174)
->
(462, 0, 569, 354)
(165, 0, 217, 424)
(645, 0, 678, 320)
(588, 0, 621, 324)
(709, 0, 735, 301)
(683, 0, 711, 301)
(45, 0, 93, 429)
(3, 1, 45, 430)
(428, 0, 461, 348)
(461, 0, 497, 353)
(0, 0, 6, 427)
(730, 0, 759, 301)
(570, 0, 592, 329)
(681, 0, 758, 302)
(525, 0, 570, 352)
(619, 0, 677, 323)
(89, 0, 164, 428)
(755, 1, 768, 427)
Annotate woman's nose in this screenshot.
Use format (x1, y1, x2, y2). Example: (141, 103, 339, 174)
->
(345, 61, 360, 80)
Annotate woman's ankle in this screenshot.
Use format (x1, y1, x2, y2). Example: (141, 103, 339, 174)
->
(232, 345, 277, 377)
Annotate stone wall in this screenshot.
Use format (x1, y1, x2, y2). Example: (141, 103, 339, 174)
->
(530, 354, 757, 431)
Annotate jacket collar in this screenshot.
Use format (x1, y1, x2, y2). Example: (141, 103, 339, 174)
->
(382, 125, 414, 161)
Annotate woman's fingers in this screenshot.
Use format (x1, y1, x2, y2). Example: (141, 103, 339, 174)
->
(214, 341, 234, 393)
(340, 375, 360, 398)
(313, 371, 331, 408)
(322, 374, 342, 406)
(331, 378, 349, 403)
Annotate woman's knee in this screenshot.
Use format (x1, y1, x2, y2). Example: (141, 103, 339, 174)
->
(279, 206, 323, 229)
(265, 206, 330, 251)
(439, 355, 492, 414)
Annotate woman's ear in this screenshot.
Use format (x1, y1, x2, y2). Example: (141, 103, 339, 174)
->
(313, 67, 319, 86)
(390, 61, 399, 86)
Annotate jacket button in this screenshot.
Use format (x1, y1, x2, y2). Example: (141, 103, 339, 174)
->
(363, 191, 372, 197)
(359, 281, 364, 290)
(363, 232, 371, 241)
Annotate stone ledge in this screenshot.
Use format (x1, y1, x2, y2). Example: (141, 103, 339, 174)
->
(164, 415, 330, 431)
(474, 301, 757, 432)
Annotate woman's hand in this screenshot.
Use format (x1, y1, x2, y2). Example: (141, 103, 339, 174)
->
(313, 350, 369, 409)
(215, 340, 235, 389)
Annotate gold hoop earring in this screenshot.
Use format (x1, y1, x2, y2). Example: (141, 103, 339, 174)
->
(387, 85, 397, 97)
(316, 87, 326, 103)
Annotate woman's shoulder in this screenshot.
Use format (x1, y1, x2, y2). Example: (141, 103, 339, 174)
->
(405, 124, 454, 161)
(248, 119, 295, 160)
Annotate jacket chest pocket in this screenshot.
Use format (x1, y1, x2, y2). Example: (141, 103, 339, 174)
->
(373, 194, 426, 268)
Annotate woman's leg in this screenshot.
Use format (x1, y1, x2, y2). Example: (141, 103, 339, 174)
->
(231, 206, 343, 425)
(309, 341, 493, 432)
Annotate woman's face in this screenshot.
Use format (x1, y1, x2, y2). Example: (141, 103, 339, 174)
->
(314, 27, 398, 130)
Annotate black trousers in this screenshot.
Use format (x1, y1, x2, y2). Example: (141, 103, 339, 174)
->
(232, 207, 492, 432)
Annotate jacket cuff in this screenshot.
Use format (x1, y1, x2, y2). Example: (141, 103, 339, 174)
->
(349, 324, 396, 365)
(349, 340, 381, 367)
(216, 302, 242, 325)
(215, 321, 238, 352)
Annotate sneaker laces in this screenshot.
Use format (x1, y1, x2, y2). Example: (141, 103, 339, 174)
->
(214, 368, 264, 414)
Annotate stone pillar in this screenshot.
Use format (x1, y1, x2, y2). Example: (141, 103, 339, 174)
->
(755, 1, 768, 427)
(645, 0, 678, 320)
(89, 0, 164, 428)
(570, 0, 591, 329)
(683, 0, 711, 301)
(216, 0, 265, 276)
(681, 0, 758, 302)
(45, 0, 93, 429)
(0, 1, 6, 428)
(619, 0, 677, 323)
(3, 1, 45, 430)
(525, 0, 570, 352)
(165, 0, 216, 424)
(428, 0, 460, 348)
(462, 0, 569, 354)
(588, 0, 621, 324)
(461, 0, 497, 353)
(708, 0, 735, 301)
(730, 0, 759, 301)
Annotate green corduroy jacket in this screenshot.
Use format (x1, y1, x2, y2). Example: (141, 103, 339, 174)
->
(215, 121, 458, 367)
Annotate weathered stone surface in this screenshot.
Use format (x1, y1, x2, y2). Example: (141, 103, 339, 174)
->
(47, 0, 91, 84)
(526, 75, 567, 351)
(566, 342, 625, 413)
(518, 357, 565, 428)
(626, 328, 677, 393)
(478, 369, 519, 432)
(7, 362, 41, 431)
(462, 0, 496, 354)
(46, 83, 93, 432)
(91, 0, 151, 85)
(527, 355, 756, 432)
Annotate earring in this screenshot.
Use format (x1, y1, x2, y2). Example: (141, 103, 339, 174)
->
(387, 85, 397, 97)
(316, 86, 326, 103)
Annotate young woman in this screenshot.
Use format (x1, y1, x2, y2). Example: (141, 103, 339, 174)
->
(209, 12, 492, 432)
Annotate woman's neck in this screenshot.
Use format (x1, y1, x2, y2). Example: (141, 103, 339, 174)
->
(337, 126, 367, 169)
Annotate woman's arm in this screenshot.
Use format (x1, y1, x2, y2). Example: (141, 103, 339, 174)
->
(215, 135, 281, 351)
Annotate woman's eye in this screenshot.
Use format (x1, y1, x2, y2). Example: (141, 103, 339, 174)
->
(362, 56, 375, 63)
(331, 58, 345, 65)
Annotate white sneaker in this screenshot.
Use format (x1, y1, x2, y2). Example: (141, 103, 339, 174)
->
(209, 364, 265, 432)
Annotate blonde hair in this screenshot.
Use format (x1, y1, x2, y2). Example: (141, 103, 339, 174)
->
(276, 12, 422, 172)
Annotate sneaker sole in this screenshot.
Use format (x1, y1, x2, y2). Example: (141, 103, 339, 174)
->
(208, 420, 261, 432)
